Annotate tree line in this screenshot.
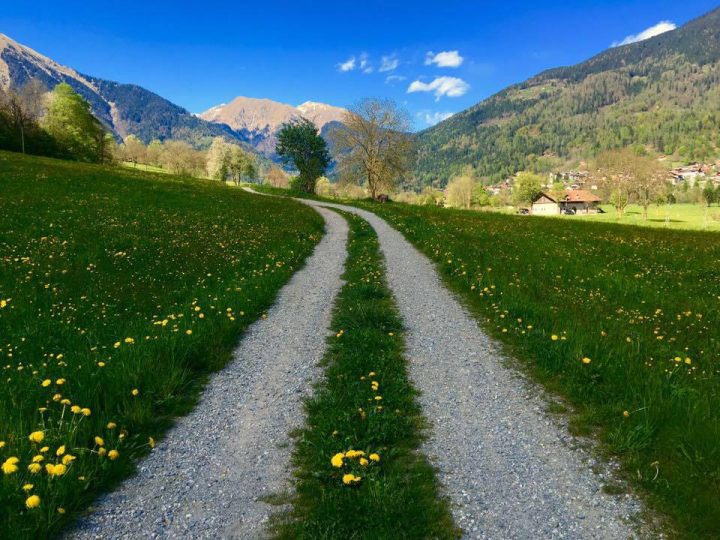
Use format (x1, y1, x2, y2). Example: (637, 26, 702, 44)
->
(0, 80, 113, 163)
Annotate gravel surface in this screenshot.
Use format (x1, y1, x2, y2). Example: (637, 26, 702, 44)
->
(305, 200, 642, 540)
(69, 205, 348, 540)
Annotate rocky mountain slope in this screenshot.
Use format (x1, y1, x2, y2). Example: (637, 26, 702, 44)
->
(0, 33, 239, 147)
(199, 97, 346, 156)
(414, 7, 720, 186)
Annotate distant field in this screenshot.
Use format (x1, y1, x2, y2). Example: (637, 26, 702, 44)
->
(0, 152, 323, 538)
(574, 203, 720, 231)
(357, 200, 720, 538)
(119, 161, 168, 174)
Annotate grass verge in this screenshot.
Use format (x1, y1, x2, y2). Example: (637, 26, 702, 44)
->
(0, 151, 324, 538)
(273, 210, 457, 539)
(351, 200, 719, 539)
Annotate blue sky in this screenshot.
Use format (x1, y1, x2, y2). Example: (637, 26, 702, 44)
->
(1, 1, 717, 130)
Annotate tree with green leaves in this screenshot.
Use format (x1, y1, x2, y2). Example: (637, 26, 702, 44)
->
(702, 183, 716, 207)
(276, 118, 330, 193)
(206, 137, 257, 184)
(43, 83, 107, 162)
(512, 172, 544, 207)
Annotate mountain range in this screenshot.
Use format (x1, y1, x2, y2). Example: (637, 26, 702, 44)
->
(3, 6, 720, 186)
(0, 33, 345, 158)
(198, 97, 346, 156)
(414, 6, 720, 186)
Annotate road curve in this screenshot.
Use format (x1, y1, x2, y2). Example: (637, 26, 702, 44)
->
(303, 199, 641, 540)
(69, 205, 348, 539)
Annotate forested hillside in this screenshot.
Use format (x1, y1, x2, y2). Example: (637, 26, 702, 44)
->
(414, 7, 720, 186)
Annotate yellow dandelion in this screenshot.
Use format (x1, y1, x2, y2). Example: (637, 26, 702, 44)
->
(330, 453, 344, 468)
(551, 334, 559, 341)
(131, 388, 140, 396)
(369, 453, 380, 462)
(25, 495, 41, 509)
(22, 483, 34, 492)
(28, 431, 44, 444)
(56, 445, 66, 456)
(108, 449, 119, 460)
(2, 458, 19, 475)
(94, 436, 105, 447)
(107, 422, 117, 429)
(41, 379, 51, 387)
(28, 463, 42, 474)
(581, 357, 592, 365)
(61, 454, 76, 465)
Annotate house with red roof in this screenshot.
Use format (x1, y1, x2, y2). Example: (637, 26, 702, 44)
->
(531, 190, 602, 215)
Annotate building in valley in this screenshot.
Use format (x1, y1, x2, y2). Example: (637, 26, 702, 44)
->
(531, 190, 602, 215)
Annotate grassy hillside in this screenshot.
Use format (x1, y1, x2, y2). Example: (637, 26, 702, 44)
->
(355, 200, 719, 538)
(0, 151, 323, 538)
(414, 7, 720, 185)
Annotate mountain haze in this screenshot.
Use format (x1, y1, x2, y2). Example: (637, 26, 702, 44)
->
(414, 7, 720, 186)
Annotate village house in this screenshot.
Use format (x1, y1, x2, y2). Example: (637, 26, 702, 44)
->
(531, 190, 602, 215)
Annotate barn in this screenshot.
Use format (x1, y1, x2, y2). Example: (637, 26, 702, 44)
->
(531, 190, 602, 215)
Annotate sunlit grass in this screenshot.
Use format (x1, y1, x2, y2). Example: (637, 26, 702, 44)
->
(0, 151, 324, 538)
(355, 200, 720, 539)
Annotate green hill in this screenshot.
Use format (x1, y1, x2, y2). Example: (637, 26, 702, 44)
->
(414, 7, 720, 186)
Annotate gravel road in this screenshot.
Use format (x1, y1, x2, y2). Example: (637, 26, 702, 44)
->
(304, 199, 641, 540)
(69, 205, 348, 539)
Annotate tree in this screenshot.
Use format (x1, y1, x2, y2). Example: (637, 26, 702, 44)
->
(119, 135, 146, 166)
(332, 98, 413, 199)
(146, 139, 163, 166)
(594, 149, 667, 219)
(0, 79, 46, 154)
(161, 140, 205, 176)
(445, 175, 475, 209)
(472, 183, 491, 207)
(315, 176, 334, 197)
(206, 137, 256, 184)
(206, 137, 231, 181)
(549, 181, 566, 202)
(43, 83, 107, 162)
(512, 172, 544, 207)
(227, 145, 256, 185)
(265, 165, 289, 188)
(702, 183, 716, 207)
(418, 186, 445, 206)
(276, 118, 330, 193)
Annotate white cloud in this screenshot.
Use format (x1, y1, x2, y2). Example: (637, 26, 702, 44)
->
(359, 53, 373, 73)
(379, 54, 399, 72)
(612, 20, 676, 47)
(337, 56, 356, 72)
(385, 74, 406, 84)
(407, 76, 470, 100)
(420, 111, 455, 126)
(425, 50, 464, 68)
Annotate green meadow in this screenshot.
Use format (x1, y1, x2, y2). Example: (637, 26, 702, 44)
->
(0, 152, 323, 538)
(356, 200, 720, 538)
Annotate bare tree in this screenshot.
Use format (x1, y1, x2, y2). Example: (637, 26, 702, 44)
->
(265, 165, 289, 188)
(0, 79, 47, 153)
(445, 175, 475, 209)
(594, 149, 667, 219)
(331, 98, 413, 199)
